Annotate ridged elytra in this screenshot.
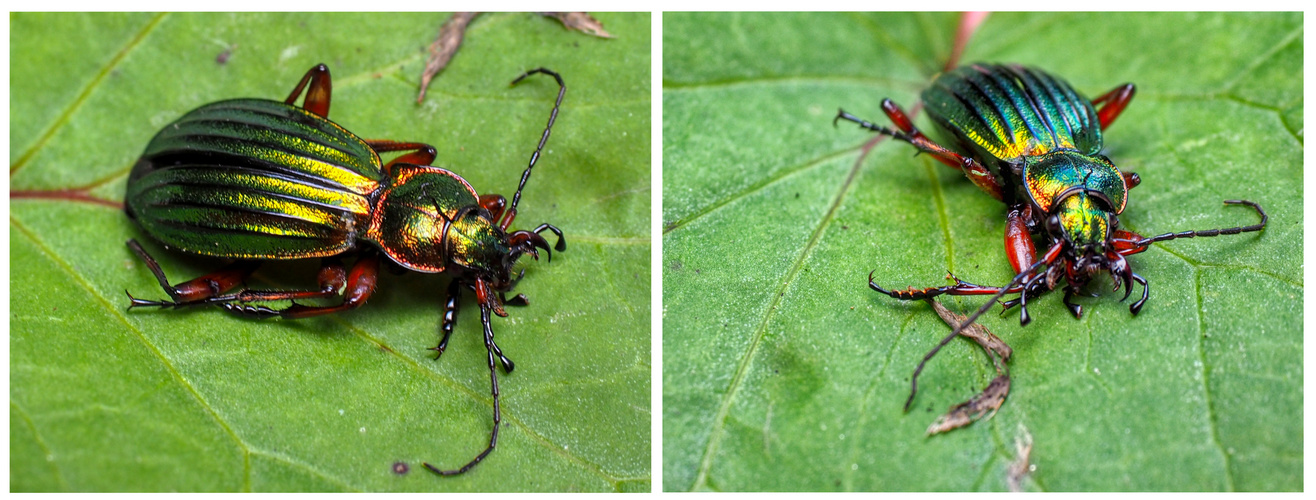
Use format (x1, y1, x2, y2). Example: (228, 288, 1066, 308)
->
(124, 63, 568, 476)
(835, 63, 1266, 410)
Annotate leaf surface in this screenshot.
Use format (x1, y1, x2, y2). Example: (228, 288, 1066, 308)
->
(663, 12, 1301, 492)
(10, 12, 651, 492)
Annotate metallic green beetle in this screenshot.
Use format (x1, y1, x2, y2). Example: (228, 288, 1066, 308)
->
(125, 63, 567, 475)
(836, 63, 1266, 408)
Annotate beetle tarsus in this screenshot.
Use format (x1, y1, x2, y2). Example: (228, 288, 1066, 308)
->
(1062, 287, 1083, 318)
(222, 303, 282, 318)
(1130, 273, 1149, 315)
(501, 293, 529, 306)
(126, 290, 173, 309)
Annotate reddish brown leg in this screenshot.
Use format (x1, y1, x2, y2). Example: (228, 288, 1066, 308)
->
(835, 102, 1004, 200)
(223, 254, 378, 319)
(1112, 229, 1148, 256)
(365, 140, 438, 174)
(474, 276, 508, 318)
(126, 240, 259, 308)
(229, 258, 347, 304)
(1122, 171, 1141, 189)
(479, 194, 507, 221)
(867, 204, 1036, 301)
(1004, 205, 1038, 274)
(869, 271, 1023, 300)
(1092, 83, 1136, 130)
(126, 239, 346, 310)
(286, 63, 333, 118)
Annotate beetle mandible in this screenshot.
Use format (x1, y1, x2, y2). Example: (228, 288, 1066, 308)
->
(124, 63, 568, 475)
(835, 63, 1266, 409)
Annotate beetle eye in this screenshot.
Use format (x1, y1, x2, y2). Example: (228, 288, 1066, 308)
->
(1048, 215, 1061, 230)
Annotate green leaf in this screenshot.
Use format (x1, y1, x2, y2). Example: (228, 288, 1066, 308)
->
(11, 12, 650, 492)
(664, 12, 1300, 492)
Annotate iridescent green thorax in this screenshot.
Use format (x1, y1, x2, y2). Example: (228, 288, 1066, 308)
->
(1055, 193, 1111, 250)
(365, 165, 479, 273)
(1024, 150, 1127, 214)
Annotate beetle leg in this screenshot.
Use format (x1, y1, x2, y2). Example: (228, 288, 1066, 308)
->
(834, 105, 1004, 201)
(429, 279, 463, 358)
(869, 270, 1024, 301)
(425, 303, 501, 476)
(500, 293, 529, 306)
(226, 253, 379, 319)
(1005, 205, 1038, 274)
(1092, 83, 1136, 131)
(285, 63, 333, 118)
(435, 279, 515, 366)
(1122, 171, 1141, 189)
(478, 194, 508, 222)
(1129, 273, 1149, 314)
(364, 140, 438, 176)
(1112, 229, 1148, 256)
(125, 239, 259, 308)
(1059, 286, 1083, 318)
(222, 257, 347, 305)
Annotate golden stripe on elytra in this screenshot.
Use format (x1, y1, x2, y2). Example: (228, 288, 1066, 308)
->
(238, 172, 371, 214)
(234, 144, 380, 194)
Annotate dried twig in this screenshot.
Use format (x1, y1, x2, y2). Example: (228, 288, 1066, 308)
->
(926, 298, 1012, 365)
(540, 12, 613, 38)
(923, 298, 1013, 434)
(417, 12, 478, 103)
(926, 375, 1009, 435)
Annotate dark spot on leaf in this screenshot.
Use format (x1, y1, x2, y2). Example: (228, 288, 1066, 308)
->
(216, 46, 233, 65)
(392, 461, 409, 475)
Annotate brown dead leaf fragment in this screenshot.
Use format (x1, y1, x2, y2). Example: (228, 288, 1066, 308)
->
(1007, 426, 1034, 491)
(417, 12, 478, 104)
(921, 298, 1013, 433)
(926, 374, 1010, 435)
(926, 298, 1012, 363)
(540, 12, 613, 38)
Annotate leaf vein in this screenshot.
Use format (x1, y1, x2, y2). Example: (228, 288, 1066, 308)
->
(10, 13, 167, 175)
(690, 128, 875, 490)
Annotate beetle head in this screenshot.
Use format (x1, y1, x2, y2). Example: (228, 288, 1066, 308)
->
(1038, 191, 1139, 296)
(446, 208, 559, 294)
(445, 207, 515, 288)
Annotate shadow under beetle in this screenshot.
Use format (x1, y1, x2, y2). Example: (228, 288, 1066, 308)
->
(835, 63, 1266, 409)
(124, 63, 568, 475)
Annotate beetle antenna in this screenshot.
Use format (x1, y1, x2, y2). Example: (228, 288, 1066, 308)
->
(905, 258, 1047, 412)
(503, 68, 566, 230)
(424, 303, 501, 476)
(1132, 200, 1266, 248)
